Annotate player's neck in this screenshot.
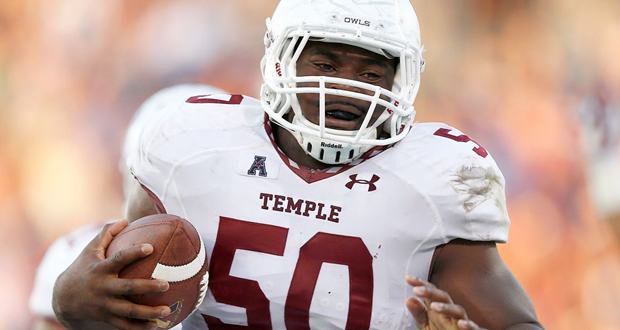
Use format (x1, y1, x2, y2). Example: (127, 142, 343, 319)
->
(272, 124, 332, 171)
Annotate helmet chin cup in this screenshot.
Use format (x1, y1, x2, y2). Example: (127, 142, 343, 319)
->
(290, 115, 376, 165)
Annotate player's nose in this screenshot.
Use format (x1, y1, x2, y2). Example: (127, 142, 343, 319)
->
(326, 68, 364, 93)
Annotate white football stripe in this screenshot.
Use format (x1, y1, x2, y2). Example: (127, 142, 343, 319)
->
(151, 234, 206, 283)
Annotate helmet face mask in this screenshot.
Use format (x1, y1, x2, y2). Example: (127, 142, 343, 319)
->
(261, 0, 424, 165)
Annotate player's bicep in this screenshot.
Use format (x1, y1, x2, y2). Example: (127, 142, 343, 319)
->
(125, 179, 159, 222)
(430, 239, 540, 329)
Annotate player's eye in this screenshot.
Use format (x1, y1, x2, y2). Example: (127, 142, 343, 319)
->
(314, 62, 335, 71)
(361, 72, 381, 80)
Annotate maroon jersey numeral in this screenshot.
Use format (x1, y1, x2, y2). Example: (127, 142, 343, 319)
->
(285, 233, 373, 329)
(434, 128, 488, 158)
(187, 94, 244, 104)
(205, 217, 287, 329)
(204, 217, 373, 329)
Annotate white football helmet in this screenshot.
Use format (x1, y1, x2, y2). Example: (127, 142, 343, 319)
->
(261, 0, 425, 164)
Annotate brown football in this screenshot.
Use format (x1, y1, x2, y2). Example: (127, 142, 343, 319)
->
(106, 214, 208, 329)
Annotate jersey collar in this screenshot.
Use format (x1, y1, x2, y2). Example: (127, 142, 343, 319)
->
(263, 115, 390, 183)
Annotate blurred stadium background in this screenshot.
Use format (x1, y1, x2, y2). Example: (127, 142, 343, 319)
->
(1, 0, 620, 329)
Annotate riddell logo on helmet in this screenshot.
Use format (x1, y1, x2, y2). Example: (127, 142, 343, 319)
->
(321, 142, 343, 149)
(344, 17, 370, 27)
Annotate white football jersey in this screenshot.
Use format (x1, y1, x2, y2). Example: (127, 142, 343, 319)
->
(130, 94, 510, 330)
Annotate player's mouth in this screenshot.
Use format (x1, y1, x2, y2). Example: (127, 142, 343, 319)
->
(326, 110, 359, 121)
(324, 101, 366, 130)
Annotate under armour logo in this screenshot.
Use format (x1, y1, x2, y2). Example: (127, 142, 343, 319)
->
(345, 174, 380, 192)
(247, 156, 268, 177)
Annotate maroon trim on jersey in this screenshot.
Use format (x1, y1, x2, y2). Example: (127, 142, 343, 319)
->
(140, 183, 167, 214)
(263, 115, 391, 184)
(186, 94, 244, 105)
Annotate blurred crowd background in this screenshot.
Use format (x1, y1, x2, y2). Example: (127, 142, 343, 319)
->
(1, 0, 620, 329)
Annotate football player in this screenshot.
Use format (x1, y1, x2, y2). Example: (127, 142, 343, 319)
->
(29, 84, 225, 330)
(52, 1, 543, 329)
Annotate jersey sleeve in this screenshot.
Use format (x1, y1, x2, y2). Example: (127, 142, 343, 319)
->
(128, 94, 264, 212)
(409, 123, 511, 244)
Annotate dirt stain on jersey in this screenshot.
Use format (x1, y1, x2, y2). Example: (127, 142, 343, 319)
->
(452, 164, 503, 213)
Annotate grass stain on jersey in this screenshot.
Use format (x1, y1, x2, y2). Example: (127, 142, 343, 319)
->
(452, 164, 503, 213)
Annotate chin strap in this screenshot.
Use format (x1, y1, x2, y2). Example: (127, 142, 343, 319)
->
(290, 116, 376, 165)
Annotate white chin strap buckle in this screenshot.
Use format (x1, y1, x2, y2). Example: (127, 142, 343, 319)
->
(293, 131, 368, 165)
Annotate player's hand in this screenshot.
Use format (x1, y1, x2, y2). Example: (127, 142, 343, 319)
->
(52, 220, 171, 330)
(405, 276, 481, 330)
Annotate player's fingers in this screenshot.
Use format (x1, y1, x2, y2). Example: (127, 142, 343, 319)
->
(108, 219, 130, 236)
(103, 278, 169, 297)
(100, 220, 129, 246)
(105, 297, 171, 322)
(101, 244, 154, 274)
(108, 315, 159, 330)
(405, 296, 429, 328)
(413, 283, 453, 304)
(406, 275, 435, 288)
(85, 220, 129, 259)
(457, 319, 480, 330)
(429, 301, 468, 320)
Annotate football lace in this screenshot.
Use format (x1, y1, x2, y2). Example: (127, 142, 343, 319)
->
(193, 271, 209, 314)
